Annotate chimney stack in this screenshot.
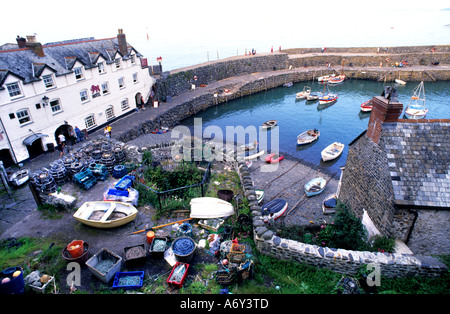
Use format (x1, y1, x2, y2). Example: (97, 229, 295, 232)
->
(24, 34, 45, 57)
(117, 29, 128, 56)
(16, 36, 26, 48)
(366, 86, 403, 144)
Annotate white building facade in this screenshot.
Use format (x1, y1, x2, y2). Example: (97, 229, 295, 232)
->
(0, 30, 155, 166)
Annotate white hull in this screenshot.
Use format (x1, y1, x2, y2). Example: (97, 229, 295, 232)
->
(243, 150, 264, 160)
(321, 142, 344, 161)
(190, 197, 235, 218)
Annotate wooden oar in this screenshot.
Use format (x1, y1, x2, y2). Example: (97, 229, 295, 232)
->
(127, 218, 193, 235)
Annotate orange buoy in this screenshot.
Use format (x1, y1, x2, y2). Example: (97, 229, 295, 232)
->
(146, 230, 155, 244)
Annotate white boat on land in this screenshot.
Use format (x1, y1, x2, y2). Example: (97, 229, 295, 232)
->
(262, 120, 277, 130)
(317, 74, 335, 82)
(8, 168, 30, 187)
(239, 140, 258, 151)
(243, 150, 265, 160)
(404, 81, 428, 119)
(297, 129, 320, 145)
(321, 142, 344, 161)
(395, 78, 406, 85)
(304, 177, 327, 197)
(190, 197, 235, 219)
(261, 199, 288, 221)
(322, 193, 337, 214)
(73, 201, 138, 228)
(296, 86, 312, 99)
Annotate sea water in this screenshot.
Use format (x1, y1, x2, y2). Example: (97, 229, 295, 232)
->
(181, 80, 450, 174)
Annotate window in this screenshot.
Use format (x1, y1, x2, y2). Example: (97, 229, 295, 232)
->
(43, 74, 55, 89)
(121, 98, 129, 111)
(6, 82, 22, 98)
(98, 62, 106, 74)
(85, 114, 96, 129)
(115, 58, 121, 69)
(16, 109, 31, 125)
(105, 106, 115, 120)
(74, 67, 84, 80)
(118, 77, 125, 89)
(101, 82, 110, 95)
(80, 89, 89, 102)
(130, 54, 136, 64)
(132, 73, 138, 83)
(50, 99, 62, 113)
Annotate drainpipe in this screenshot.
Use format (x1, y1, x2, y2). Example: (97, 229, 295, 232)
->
(405, 209, 419, 244)
(0, 117, 18, 164)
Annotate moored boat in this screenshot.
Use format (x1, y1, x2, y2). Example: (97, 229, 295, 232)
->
(395, 78, 406, 85)
(262, 120, 277, 130)
(317, 73, 335, 82)
(73, 201, 138, 228)
(265, 153, 284, 164)
(318, 93, 338, 105)
(297, 129, 320, 145)
(239, 140, 258, 152)
(261, 199, 288, 221)
(296, 86, 312, 99)
(328, 75, 345, 84)
(321, 142, 344, 161)
(304, 177, 327, 197)
(360, 100, 373, 112)
(404, 81, 428, 119)
(190, 197, 235, 219)
(306, 92, 322, 101)
(322, 193, 337, 214)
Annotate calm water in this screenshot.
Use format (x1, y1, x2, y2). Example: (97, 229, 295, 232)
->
(182, 80, 450, 173)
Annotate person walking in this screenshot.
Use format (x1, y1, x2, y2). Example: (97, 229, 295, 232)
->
(57, 141, 65, 157)
(75, 126, 83, 142)
(58, 133, 66, 145)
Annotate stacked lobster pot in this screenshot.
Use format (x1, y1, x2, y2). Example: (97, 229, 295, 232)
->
(62, 155, 77, 178)
(113, 146, 126, 164)
(112, 164, 127, 178)
(101, 152, 116, 174)
(70, 161, 85, 176)
(48, 160, 68, 185)
(91, 149, 103, 162)
(32, 170, 57, 194)
(89, 163, 109, 181)
(101, 142, 112, 152)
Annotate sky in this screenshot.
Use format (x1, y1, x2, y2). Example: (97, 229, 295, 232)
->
(1, 0, 449, 69)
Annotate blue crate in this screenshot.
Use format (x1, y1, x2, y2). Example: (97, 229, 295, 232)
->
(114, 175, 135, 190)
(107, 188, 129, 197)
(112, 271, 144, 290)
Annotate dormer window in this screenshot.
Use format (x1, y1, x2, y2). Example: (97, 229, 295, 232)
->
(115, 58, 121, 69)
(43, 74, 55, 89)
(98, 62, 106, 74)
(130, 54, 136, 64)
(74, 67, 84, 80)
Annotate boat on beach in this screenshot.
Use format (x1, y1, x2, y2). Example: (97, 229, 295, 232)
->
(261, 199, 288, 221)
(322, 193, 337, 214)
(73, 201, 138, 228)
(190, 197, 235, 219)
(296, 86, 312, 99)
(321, 142, 344, 161)
(360, 100, 373, 112)
(262, 120, 277, 130)
(304, 177, 327, 197)
(297, 129, 320, 145)
(243, 150, 265, 160)
(404, 81, 428, 119)
(8, 168, 30, 187)
(265, 153, 284, 164)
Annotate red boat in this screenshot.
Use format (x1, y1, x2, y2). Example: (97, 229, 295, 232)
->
(265, 153, 284, 164)
(328, 75, 345, 84)
(360, 100, 373, 112)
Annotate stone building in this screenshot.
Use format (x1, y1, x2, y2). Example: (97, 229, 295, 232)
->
(339, 87, 450, 255)
(0, 30, 155, 166)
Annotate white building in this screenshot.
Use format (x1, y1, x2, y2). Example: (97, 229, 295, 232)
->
(0, 29, 155, 166)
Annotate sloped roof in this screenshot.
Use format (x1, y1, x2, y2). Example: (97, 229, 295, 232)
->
(0, 37, 141, 87)
(380, 120, 450, 208)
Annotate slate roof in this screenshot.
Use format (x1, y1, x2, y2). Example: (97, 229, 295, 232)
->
(0, 37, 140, 88)
(380, 121, 450, 208)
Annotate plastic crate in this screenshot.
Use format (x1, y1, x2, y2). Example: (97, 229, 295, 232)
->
(149, 237, 167, 258)
(115, 175, 135, 190)
(167, 262, 189, 289)
(112, 271, 144, 290)
(86, 248, 122, 283)
(107, 188, 129, 197)
(124, 244, 147, 267)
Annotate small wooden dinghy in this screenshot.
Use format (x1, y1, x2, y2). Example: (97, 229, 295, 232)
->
(360, 100, 373, 112)
(322, 193, 337, 214)
(306, 92, 322, 101)
(317, 74, 335, 82)
(262, 120, 277, 130)
(304, 177, 327, 197)
(321, 142, 344, 161)
(255, 189, 265, 204)
(296, 86, 312, 99)
(297, 129, 320, 145)
(395, 79, 406, 85)
(265, 153, 284, 164)
(73, 201, 138, 228)
(261, 199, 288, 222)
(243, 150, 265, 160)
(190, 197, 235, 219)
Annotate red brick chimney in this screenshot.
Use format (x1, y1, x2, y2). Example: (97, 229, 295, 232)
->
(366, 87, 403, 144)
(117, 29, 128, 56)
(16, 36, 26, 48)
